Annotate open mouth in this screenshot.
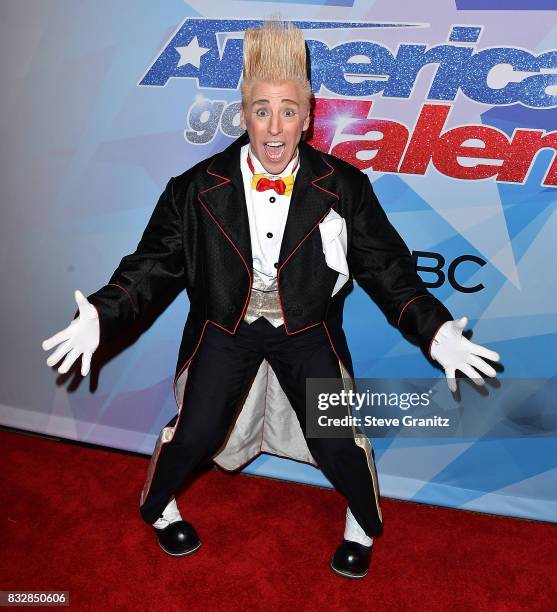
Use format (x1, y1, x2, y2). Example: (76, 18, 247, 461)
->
(264, 142, 285, 162)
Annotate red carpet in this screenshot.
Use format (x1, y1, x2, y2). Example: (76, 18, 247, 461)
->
(1, 428, 556, 611)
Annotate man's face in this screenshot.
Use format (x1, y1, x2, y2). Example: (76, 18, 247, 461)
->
(240, 80, 311, 175)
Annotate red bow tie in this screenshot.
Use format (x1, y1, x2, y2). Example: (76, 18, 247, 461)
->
(247, 151, 298, 197)
(255, 176, 287, 195)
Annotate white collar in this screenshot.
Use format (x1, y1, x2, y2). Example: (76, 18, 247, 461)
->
(247, 145, 300, 178)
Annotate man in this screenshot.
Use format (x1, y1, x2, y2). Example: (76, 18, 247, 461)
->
(42, 22, 499, 579)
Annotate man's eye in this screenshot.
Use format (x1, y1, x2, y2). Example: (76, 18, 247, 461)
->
(255, 109, 269, 117)
(284, 109, 296, 117)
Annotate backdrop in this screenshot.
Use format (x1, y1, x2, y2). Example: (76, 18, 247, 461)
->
(1, 0, 556, 523)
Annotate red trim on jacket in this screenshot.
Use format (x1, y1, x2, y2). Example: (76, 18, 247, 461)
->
(277, 155, 339, 335)
(142, 318, 213, 506)
(396, 294, 428, 328)
(198, 160, 254, 331)
(428, 321, 447, 360)
(107, 283, 137, 319)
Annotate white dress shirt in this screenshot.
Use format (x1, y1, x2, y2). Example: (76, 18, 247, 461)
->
(240, 144, 300, 292)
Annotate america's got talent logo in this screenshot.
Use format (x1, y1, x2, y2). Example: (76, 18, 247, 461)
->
(140, 19, 557, 188)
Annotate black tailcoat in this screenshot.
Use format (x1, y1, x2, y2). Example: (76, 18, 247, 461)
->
(87, 132, 452, 469)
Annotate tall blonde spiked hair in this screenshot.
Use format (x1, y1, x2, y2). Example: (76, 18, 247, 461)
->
(241, 21, 312, 109)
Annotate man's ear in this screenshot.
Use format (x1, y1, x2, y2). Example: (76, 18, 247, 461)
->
(240, 106, 246, 130)
(302, 111, 311, 132)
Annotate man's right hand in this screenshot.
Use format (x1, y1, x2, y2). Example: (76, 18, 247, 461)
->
(42, 290, 100, 377)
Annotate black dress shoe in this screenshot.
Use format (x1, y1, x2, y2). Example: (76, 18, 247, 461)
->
(154, 520, 201, 557)
(330, 539, 372, 579)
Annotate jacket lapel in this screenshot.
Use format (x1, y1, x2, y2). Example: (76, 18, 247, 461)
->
(197, 133, 253, 269)
(278, 140, 339, 266)
(198, 134, 339, 273)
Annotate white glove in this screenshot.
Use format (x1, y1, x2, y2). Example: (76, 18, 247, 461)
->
(430, 317, 500, 393)
(42, 290, 100, 377)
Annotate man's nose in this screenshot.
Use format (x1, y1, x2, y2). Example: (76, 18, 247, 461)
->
(268, 114, 282, 135)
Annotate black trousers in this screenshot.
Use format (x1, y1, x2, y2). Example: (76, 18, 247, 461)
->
(139, 317, 383, 537)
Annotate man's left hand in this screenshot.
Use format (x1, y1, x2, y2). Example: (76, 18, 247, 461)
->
(430, 317, 500, 393)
